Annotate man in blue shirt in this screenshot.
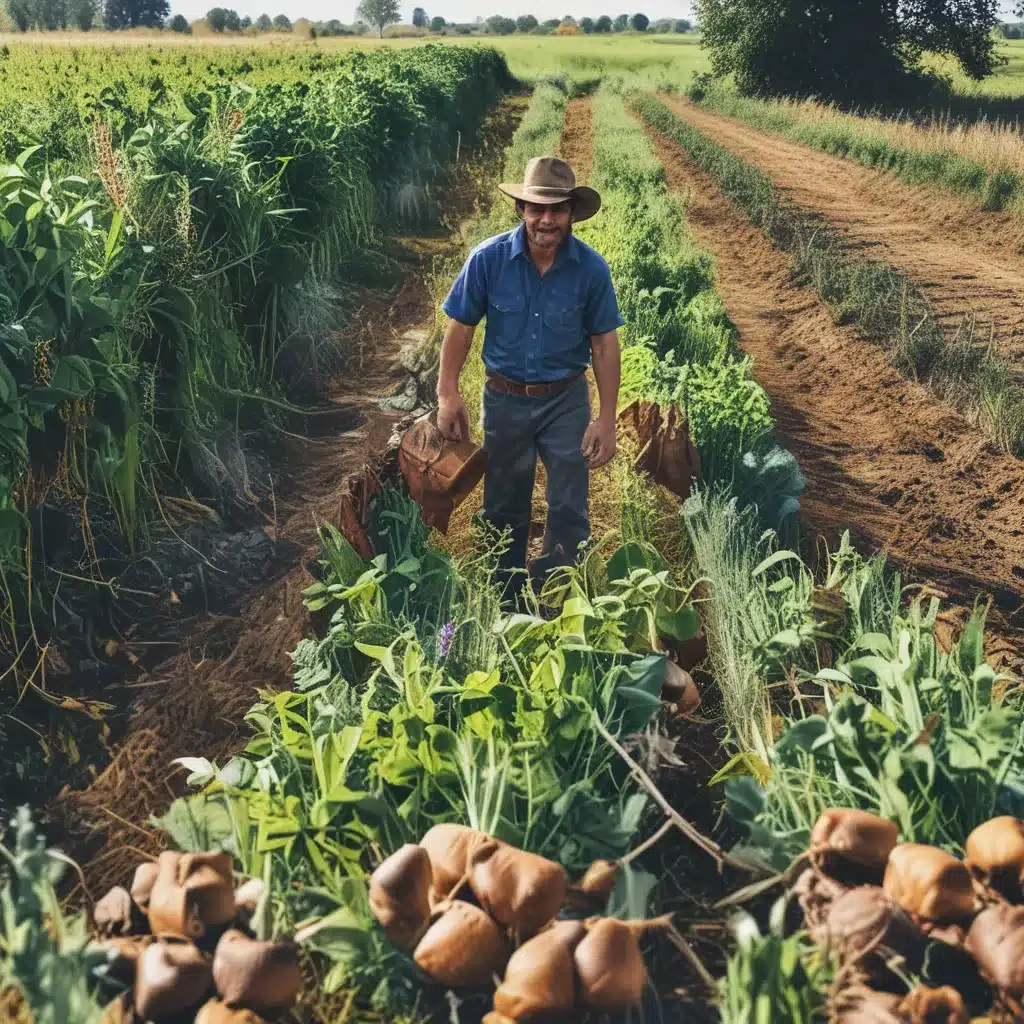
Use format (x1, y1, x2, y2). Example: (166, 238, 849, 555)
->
(437, 156, 624, 589)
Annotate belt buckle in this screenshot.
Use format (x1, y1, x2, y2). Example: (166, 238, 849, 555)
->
(524, 382, 546, 398)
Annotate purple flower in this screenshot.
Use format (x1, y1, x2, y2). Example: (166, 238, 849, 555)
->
(436, 620, 455, 660)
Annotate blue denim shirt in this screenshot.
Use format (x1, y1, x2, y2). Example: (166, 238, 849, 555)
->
(442, 222, 624, 383)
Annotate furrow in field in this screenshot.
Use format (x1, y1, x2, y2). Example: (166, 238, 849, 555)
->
(660, 95, 1024, 371)
(644, 122, 1024, 664)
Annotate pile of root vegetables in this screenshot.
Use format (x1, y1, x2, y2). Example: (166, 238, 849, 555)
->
(368, 824, 662, 1021)
(89, 851, 301, 1023)
(795, 809, 1024, 1022)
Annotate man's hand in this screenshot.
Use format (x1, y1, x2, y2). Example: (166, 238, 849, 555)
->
(582, 416, 616, 469)
(437, 393, 470, 442)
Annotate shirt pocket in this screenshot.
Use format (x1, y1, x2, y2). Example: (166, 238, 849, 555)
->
(543, 291, 585, 348)
(487, 291, 527, 345)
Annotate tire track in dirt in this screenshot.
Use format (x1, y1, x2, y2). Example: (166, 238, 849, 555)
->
(660, 95, 1024, 371)
(644, 123, 1024, 666)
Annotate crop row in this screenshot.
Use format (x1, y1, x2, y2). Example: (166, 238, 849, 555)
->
(631, 94, 1024, 459)
(0, 45, 512, 710)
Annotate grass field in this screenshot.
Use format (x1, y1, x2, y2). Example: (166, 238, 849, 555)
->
(2, 26, 1024, 1024)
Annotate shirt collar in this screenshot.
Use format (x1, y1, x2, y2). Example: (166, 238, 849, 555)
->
(509, 222, 581, 264)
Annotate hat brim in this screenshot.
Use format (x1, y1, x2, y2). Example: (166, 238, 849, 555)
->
(498, 183, 601, 222)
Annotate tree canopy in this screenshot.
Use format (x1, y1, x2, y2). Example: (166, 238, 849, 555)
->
(696, 0, 1003, 105)
(356, 0, 399, 36)
(411, 5, 426, 26)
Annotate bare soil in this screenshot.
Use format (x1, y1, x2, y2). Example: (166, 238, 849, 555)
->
(660, 95, 1024, 371)
(57, 94, 530, 898)
(644, 122, 1024, 668)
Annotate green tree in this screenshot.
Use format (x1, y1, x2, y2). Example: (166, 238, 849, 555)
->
(541, 16, 558, 27)
(696, 0, 1002, 105)
(104, 0, 165, 26)
(255, 11, 270, 27)
(356, 0, 399, 36)
(628, 11, 647, 30)
(594, 13, 611, 30)
(612, 12, 626, 29)
(429, 13, 443, 28)
(6, 0, 31, 28)
(239, 12, 250, 26)
(168, 10, 188, 28)
(69, 0, 96, 28)
(579, 14, 593, 30)
(673, 17, 690, 31)
(32, 0, 66, 29)
(485, 13, 514, 32)
(271, 11, 289, 27)
(515, 12, 536, 31)
(412, 4, 426, 25)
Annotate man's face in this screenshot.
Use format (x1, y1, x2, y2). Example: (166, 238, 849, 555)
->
(523, 200, 572, 251)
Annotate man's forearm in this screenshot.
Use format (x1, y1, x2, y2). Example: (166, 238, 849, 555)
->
(438, 320, 476, 398)
(590, 330, 621, 422)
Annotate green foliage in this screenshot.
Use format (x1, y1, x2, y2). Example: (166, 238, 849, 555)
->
(0, 808, 105, 1024)
(355, 0, 399, 37)
(695, 0, 1003, 105)
(728, 598, 1024, 870)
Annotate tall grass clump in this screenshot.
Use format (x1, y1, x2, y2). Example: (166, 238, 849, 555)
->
(632, 93, 1024, 458)
(0, 45, 513, 736)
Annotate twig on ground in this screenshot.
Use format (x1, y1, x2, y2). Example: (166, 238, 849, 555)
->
(592, 711, 757, 874)
(663, 919, 717, 991)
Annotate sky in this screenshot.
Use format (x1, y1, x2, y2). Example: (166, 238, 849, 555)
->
(171, 0, 1023, 38)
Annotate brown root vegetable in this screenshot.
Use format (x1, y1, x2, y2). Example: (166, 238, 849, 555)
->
(661, 662, 701, 714)
(130, 862, 160, 914)
(232, 878, 266, 928)
(481, 1015, 516, 1024)
(573, 917, 646, 1011)
(818, 886, 926, 982)
(413, 900, 509, 988)
(966, 903, 1024, 996)
(810, 809, 899, 884)
(883, 845, 975, 925)
(194, 999, 267, 1024)
(897, 985, 968, 1023)
(148, 851, 236, 938)
(964, 816, 1024, 903)
(578, 860, 619, 900)
(134, 939, 212, 1021)
(419, 824, 494, 905)
(794, 867, 849, 934)
(492, 920, 585, 1020)
(98, 937, 152, 987)
(469, 844, 566, 937)
(212, 929, 302, 1015)
(369, 844, 433, 951)
(94, 886, 146, 938)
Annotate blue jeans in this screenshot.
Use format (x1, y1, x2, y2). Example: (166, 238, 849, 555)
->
(481, 376, 591, 577)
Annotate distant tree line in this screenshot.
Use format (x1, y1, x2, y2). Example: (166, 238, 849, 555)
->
(418, 12, 691, 34)
(999, 20, 1024, 39)
(5, 0, 167, 29)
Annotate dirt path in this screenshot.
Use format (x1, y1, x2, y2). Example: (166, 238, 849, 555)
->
(58, 96, 528, 896)
(660, 95, 1024, 370)
(644, 123, 1024, 666)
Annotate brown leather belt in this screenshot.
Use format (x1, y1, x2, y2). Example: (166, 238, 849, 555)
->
(486, 370, 584, 399)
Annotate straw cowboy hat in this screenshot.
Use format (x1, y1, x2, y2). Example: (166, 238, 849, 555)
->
(499, 156, 601, 222)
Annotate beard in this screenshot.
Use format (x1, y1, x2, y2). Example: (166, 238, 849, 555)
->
(526, 221, 568, 249)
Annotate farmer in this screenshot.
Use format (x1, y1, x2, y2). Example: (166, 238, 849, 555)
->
(437, 156, 623, 589)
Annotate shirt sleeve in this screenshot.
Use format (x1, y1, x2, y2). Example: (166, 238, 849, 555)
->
(583, 258, 625, 336)
(442, 247, 488, 326)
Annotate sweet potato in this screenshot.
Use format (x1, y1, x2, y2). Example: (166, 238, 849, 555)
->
(195, 999, 267, 1024)
(129, 861, 160, 914)
(883, 844, 975, 925)
(369, 844, 433, 951)
(964, 816, 1024, 903)
(966, 903, 1024, 996)
(819, 886, 925, 976)
(897, 985, 968, 1023)
(419, 823, 494, 905)
(148, 851, 236, 939)
(661, 662, 700, 714)
(93, 886, 146, 938)
(573, 917, 646, 1011)
(469, 843, 566, 937)
(810, 809, 899, 884)
(134, 939, 212, 1021)
(212, 929, 301, 1015)
(492, 920, 585, 1020)
(413, 900, 509, 988)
